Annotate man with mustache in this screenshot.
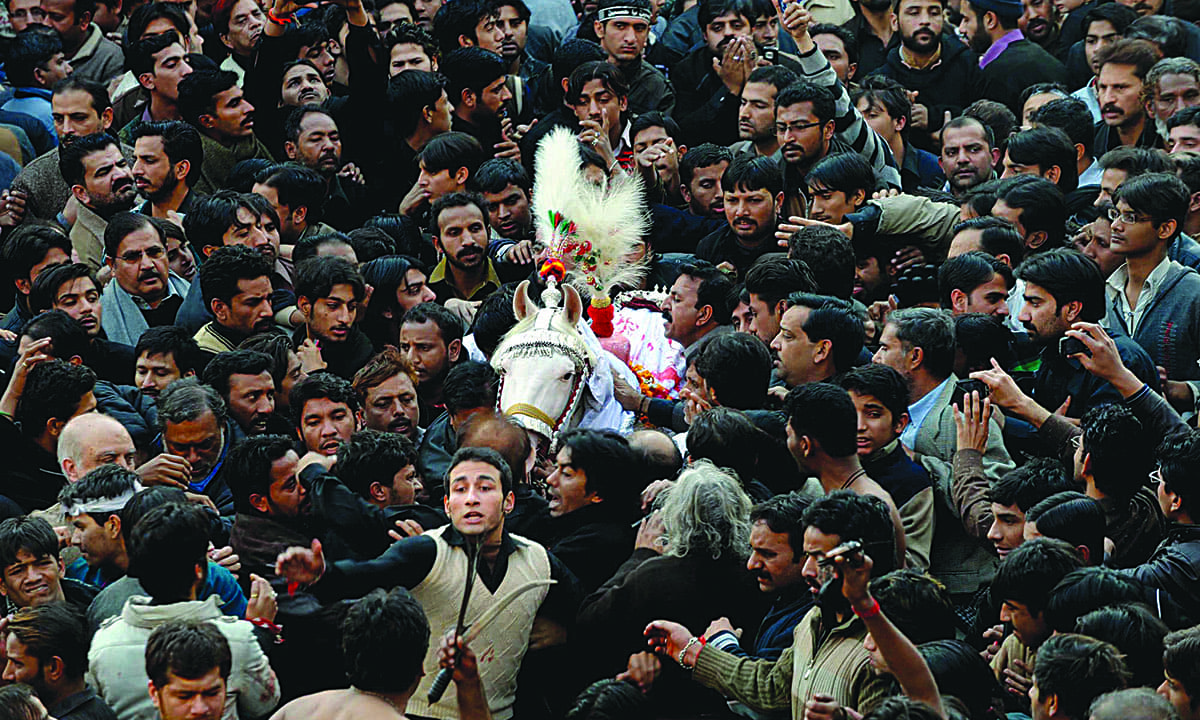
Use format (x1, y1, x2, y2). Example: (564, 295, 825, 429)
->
(428, 192, 501, 302)
(59, 132, 138, 272)
(870, 0, 982, 152)
(495, 0, 548, 116)
(472, 157, 533, 243)
(283, 105, 371, 232)
(177, 68, 273, 195)
(214, 0, 263, 81)
(1093, 39, 1162, 154)
(292, 372, 360, 457)
(1018, 0, 1063, 56)
(958, 0, 1066, 117)
(99, 211, 191, 346)
(594, 0, 674, 115)
(132, 325, 200, 400)
(352, 347, 422, 442)
(131, 120, 201, 218)
(203, 349, 278, 438)
(442, 47, 517, 163)
(399, 302, 463, 419)
(193, 245, 275, 357)
(1147, 58, 1200, 142)
(294, 256, 374, 380)
(696, 154, 784, 279)
(252, 165, 335, 248)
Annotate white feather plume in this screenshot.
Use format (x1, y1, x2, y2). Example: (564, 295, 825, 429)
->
(532, 127, 649, 299)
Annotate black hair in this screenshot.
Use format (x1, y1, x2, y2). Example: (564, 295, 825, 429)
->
(121, 486, 190, 544)
(237, 331, 294, 389)
(744, 257, 817, 308)
(468, 284, 518, 357)
(182, 190, 258, 251)
(990, 537, 1084, 613)
(996, 175, 1066, 250)
(747, 63, 799, 92)
(809, 23, 858, 65)
(678, 260, 735, 325)
(127, 502, 209, 602)
(853, 75, 912, 124)
(1097, 146, 1173, 176)
(135, 326, 202, 376)
(1164, 626, 1200, 703)
(471, 157, 530, 195)
(565, 679, 651, 720)
(785, 292, 865, 373)
(441, 46, 508, 104)
(256, 164, 326, 219)
(1081, 2, 1137, 38)
(1014, 248, 1105, 323)
(1006, 127, 1079, 194)
(417, 131, 483, 177)
(1113, 172, 1190, 237)
(938, 251, 1013, 310)
(679, 143, 733, 187)
(58, 464, 139, 528)
(429, 191, 489, 236)
(802, 490, 897, 575)
(177, 68, 240, 127)
(201, 349, 274, 399)
(1124, 19, 1186, 64)
(1080, 404, 1153, 505)
(442, 361, 499, 415)
(145, 620, 232, 687)
(347, 229, 396, 265)
(630, 111, 681, 144)
(335, 430, 419, 500)
(383, 19, 439, 57)
(58, 132, 121, 188)
(296, 256, 366, 303)
(386, 71, 446, 143)
(1044, 567, 1149, 635)
(282, 103, 336, 146)
(23, 309, 89, 362)
(1157, 429, 1200, 517)
(222, 434, 296, 514)
(0, 224, 70, 288)
(693, 332, 772, 410)
(130, 121, 203, 187)
(785, 382, 857, 458)
(837, 363, 910, 425)
(988, 456, 1071, 511)
(551, 39, 606, 103)
(918, 639, 1005, 720)
(871, 569, 956, 645)
(431, 0, 495, 53)
(559, 428, 640, 513)
(566, 59, 629, 105)
(16, 359, 95, 437)
(446, 445, 513, 496)
(5, 603, 90, 680)
(786, 226, 855, 298)
(749, 491, 811, 556)
(126, 32, 180, 79)
(52, 75, 112, 118)
(6, 27, 63, 88)
(688, 408, 774, 488)
(1075, 604, 1168, 689)
(807, 152, 877, 197)
(0, 516, 59, 570)
(126, 1, 190, 45)
(964, 99, 1017, 148)
(292, 232, 355, 266)
(776, 81, 836, 125)
(1034, 634, 1130, 720)
(1025, 491, 1106, 565)
(342, 588, 430, 692)
(103, 211, 163, 261)
(722, 154, 783, 196)
(955, 313, 1016, 374)
(290, 372, 359, 429)
(698, 0, 749, 26)
(952, 215, 1024, 264)
(198, 244, 272, 311)
(358, 254, 427, 343)
(1030, 97, 1095, 163)
(402, 301, 465, 344)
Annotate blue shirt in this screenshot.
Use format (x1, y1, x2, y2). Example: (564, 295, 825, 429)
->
(901, 377, 952, 448)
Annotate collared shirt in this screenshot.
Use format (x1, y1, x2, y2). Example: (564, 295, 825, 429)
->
(980, 29, 1024, 69)
(901, 376, 952, 448)
(1106, 255, 1172, 337)
(429, 256, 502, 302)
(1072, 80, 1100, 123)
(900, 43, 941, 70)
(1079, 159, 1102, 187)
(49, 686, 116, 720)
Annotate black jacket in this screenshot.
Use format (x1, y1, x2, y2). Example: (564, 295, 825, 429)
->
(695, 225, 781, 280)
(980, 39, 1068, 117)
(870, 37, 981, 151)
(1124, 523, 1200, 626)
(525, 501, 636, 594)
(0, 416, 66, 512)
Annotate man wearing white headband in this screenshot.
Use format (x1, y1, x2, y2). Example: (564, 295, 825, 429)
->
(593, 0, 675, 116)
(58, 465, 141, 589)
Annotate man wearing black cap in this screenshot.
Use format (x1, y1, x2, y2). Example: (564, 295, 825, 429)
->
(593, 0, 674, 116)
(958, 0, 1067, 116)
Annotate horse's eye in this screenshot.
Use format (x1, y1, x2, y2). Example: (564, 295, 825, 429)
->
(559, 371, 574, 383)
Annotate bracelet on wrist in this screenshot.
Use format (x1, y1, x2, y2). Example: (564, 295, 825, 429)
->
(677, 635, 706, 669)
(853, 598, 881, 619)
(266, 7, 295, 24)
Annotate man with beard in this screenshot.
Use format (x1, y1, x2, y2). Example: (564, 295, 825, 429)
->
(59, 132, 138, 272)
(133, 325, 200, 400)
(156, 379, 238, 514)
(275, 445, 577, 720)
(958, 0, 1066, 117)
(282, 106, 371, 232)
(120, 34, 192, 139)
(29, 263, 137, 382)
(203, 349, 277, 439)
(940, 116, 1000, 197)
(731, 65, 796, 160)
(645, 491, 896, 720)
(472, 158, 533, 243)
(178, 68, 273, 195)
(352, 347, 422, 442)
(870, 0, 981, 151)
(671, 0, 761, 146)
(442, 47, 517, 163)
(1019, 0, 1063, 57)
(399, 301, 463, 418)
(252, 165, 335, 246)
(194, 246, 275, 357)
(291, 373, 360, 457)
(680, 143, 731, 220)
(99, 211, 191, 345)
(495, 0, 547, 119)
(294, 256, 373, 380)
(594, 0, 673, 115)
(215, 0, 264, 81)
(1146, 58, 1200, 142)
(428, 192, 501, 302)
(1094, 39, 1162, 153)
(696, 155, 783, 279)
(131, 120, 201, 218)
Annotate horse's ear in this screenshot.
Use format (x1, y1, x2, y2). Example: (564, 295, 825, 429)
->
(514, 280, 534, 320)
(563, 283, 583, 326)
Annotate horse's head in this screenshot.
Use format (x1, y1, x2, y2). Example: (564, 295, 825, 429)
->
(490, 280, 596, 451)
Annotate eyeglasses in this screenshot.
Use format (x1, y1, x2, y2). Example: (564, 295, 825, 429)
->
(1107, 207, 1152, 225)
(1070, 435, 1082, 451)
(1150, 466, 1165, 485)
(775, 121, 823, 135)
(117, 246, 166, 264)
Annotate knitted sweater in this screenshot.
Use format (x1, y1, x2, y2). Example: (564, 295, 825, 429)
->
(1104, 260, 1200, 385)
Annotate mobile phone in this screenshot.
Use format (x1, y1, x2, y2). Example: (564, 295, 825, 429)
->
(1059, 336, 1091, 358)
(762, 47, 779, 64)
(955, 378, 990, 400)
(818, 540, 863, 567)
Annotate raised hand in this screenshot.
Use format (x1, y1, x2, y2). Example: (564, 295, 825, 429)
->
(275, 538, 326, 585)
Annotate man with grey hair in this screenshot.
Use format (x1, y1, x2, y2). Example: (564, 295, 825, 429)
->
(1147, 57, 1200, 140)
(154, 378, 235, 518)
(1091, 688, 1178, 720)
(57, 413, 137, 483)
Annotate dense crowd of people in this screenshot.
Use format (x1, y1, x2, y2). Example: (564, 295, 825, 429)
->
(0, 0, 1198, 717)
